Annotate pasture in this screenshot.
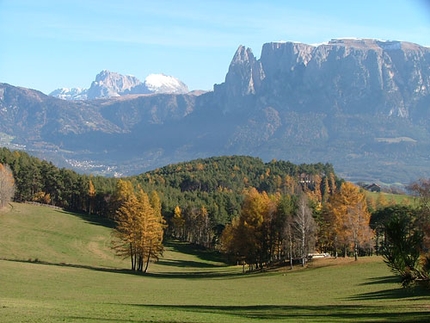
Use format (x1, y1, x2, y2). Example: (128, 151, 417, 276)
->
(0, 203, 429, 322)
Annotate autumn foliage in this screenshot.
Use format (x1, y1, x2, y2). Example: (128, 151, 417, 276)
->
(322, 182, 373, 259)
(0, 163, 15, 208)
(111, 180, 165, 272)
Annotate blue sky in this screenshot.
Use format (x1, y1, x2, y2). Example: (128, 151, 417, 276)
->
(1, 0, 429, 94)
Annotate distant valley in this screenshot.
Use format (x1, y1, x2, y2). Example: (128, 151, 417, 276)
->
(1, 38, 430, 185)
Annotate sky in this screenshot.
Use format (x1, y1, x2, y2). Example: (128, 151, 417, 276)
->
(1, 0, 430, 94)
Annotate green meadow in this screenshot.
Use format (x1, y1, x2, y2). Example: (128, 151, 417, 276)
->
(0, 203, 429, 322)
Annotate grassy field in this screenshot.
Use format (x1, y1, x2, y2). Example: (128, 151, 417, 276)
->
(0, 203, 429, 322)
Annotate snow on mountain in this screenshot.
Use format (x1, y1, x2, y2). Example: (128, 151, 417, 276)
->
(86, 70, 144, 100)
(49, 71, 189, 100)
(144, 74, 189, 94)
(49, 87, 88, 100)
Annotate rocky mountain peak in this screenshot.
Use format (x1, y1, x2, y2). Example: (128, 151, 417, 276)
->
(49, 70, 189, 100)
(86, 70, 144, 99)
(223, 46, 265, 98)
(216, 39, 430, 117)
(260, 42, 314, 77)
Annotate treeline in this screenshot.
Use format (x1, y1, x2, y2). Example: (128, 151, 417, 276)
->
(0, 148, 340, 223)
(134, 156, 339, 224)
(0, 148, 117, 214)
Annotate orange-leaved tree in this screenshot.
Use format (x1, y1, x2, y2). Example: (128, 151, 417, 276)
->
(221, 188, 278, 270)
(323, 182, 373, 260)
(111, 180, 165, 272)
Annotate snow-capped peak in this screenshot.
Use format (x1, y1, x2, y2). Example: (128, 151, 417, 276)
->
(49, 87, 88, 100)
(49, 71, 189, 100)
(144, 74, 189, 94)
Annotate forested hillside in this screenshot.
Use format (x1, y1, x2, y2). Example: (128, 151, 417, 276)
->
(134, 156, 338, 223)
(0, 148, 344, 271)
(0, 148, 338, 223)
(3, 147, 428, 285)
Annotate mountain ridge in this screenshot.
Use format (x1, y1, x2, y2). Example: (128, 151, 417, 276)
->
(1, 38, 430, 184)
(49, 70, 189, 100)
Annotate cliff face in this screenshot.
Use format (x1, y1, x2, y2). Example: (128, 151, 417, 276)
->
(217, 39, 430, 118)
(1, 39, 430, 183)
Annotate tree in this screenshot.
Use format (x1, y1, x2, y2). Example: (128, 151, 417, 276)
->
(323, 182, 373, 259)
(134, 188, 165, 272)
(171, 205, 185, 239)
(294, 194, 316, 266)
(275, 194, 296, 269)
(0, 163, 15, 208)
(220, 188, 265, 269)
(88, 179, 96, 214)
(408, 178, 430, 253)
(376, 178, 430, 288)
(378, 206, 429, 288)
(220, 188, 281, 270)
(111, 181, 165, 273)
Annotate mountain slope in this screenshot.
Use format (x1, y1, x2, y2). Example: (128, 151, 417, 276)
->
(2, 38, 430, 183)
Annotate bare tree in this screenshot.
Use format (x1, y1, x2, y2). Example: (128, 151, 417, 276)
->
(0, 163, 15, 208)
(294, 194, 316, 266)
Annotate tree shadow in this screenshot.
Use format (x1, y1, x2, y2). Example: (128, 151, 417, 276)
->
(164, 240, 226, 264)
(59, 209, 115, 229)
(107, 304, 430, 322)
(0, 257, 242, 279)
(349, 275, 430, 301)
(156, 258, 223, 269)
(0, 258, 138, 276)
(359, 275, 400, 285)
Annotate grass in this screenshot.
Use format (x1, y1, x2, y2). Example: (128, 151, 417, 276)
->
(0, 203, 429, 322)
(365, 190, 415, 207)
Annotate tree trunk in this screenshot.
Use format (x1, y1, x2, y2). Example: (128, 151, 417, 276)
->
(354, 242, 358, 261)
(143, 248, 152, 273)
(130, 243, 136, 271)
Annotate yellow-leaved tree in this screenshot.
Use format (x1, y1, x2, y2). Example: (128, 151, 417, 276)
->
(0, 163, 15, 208)
(171, 205, 185, 239)
(323, 182, 373, 260)
(111, 180, 165, 272)
(88, 178, 96, 214)
(221, 188, 277, 270)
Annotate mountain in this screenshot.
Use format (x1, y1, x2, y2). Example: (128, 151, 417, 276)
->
(144, 74, 189, 94)
(49, 70, 189, 100)
(2, 38, 430, 184)
(48, 87, 88, 100)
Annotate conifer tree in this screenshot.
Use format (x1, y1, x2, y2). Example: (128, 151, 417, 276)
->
(323, 182, 373, 259)
(171, 205, 185, 239)
(111, 181, 165, 272)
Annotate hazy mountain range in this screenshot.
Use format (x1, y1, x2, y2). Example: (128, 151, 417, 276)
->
(49, 70, 189, 100)
(1, 38, 430, 185)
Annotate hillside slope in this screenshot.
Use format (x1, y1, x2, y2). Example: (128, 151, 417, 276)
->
(0, 203, 122, 268)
